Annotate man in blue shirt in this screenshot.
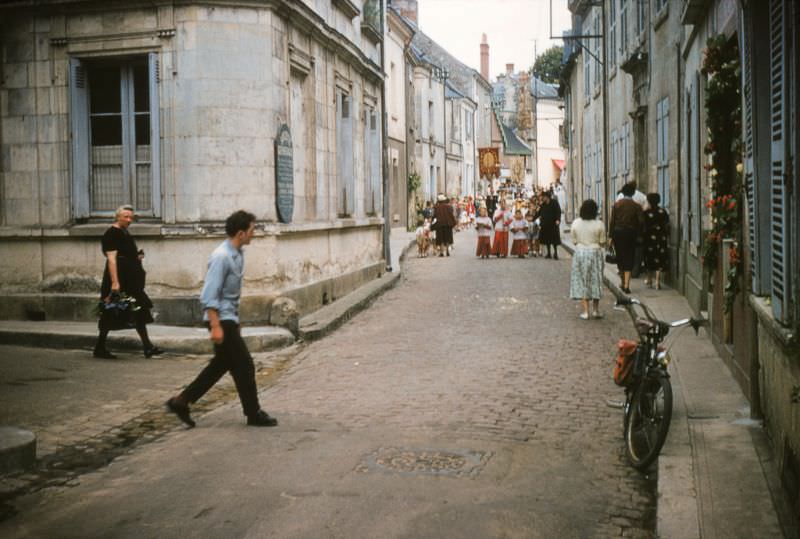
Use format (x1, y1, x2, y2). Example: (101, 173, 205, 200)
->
(166, 210, 277, 428)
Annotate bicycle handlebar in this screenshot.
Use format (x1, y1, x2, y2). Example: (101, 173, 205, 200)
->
(616, 295, 707, 335)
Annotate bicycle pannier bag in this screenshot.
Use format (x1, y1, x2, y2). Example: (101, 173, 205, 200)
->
(613, 339, 638, 386)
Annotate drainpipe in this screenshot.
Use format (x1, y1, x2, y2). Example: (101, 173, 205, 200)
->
(381, 0, 392, 271)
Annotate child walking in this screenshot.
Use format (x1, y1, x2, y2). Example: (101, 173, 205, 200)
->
(491, 199, 512, 258)
(509, 210, 529, 258)
(475, 206, 493, 258)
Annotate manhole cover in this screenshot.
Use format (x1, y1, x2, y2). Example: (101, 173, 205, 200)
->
(355, 447, 491, 478)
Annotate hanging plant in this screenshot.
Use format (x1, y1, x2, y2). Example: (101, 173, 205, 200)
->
(699, 35, 743, 312)
(408, 171, 421, 194)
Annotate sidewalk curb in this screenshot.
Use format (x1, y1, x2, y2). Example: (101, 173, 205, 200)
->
(0, 237, 418, 355)
(0, 323, 295, 355)
(297, 238, 416, 342)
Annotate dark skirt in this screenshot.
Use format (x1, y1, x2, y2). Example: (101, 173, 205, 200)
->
(612, 228, 638, 272)
(538, 223, 561, 246)
(435, 226, 454, 246)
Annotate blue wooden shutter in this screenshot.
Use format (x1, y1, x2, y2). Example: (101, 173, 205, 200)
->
(691, 76, 701, 245)
(769, 0, 790, 322)
(69, 58, 90, 219)
(148, 52, 161, 217)
(370, 111, 381, 214)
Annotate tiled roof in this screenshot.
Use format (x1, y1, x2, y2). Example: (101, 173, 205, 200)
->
(495, 109, 531, 156)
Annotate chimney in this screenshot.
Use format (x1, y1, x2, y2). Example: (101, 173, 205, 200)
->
(506, 63, 514, 75)
(480, 33, 490, 80)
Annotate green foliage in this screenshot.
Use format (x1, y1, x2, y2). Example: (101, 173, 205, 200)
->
(408, 171, 421, 193)
(530, 46, 564, 85)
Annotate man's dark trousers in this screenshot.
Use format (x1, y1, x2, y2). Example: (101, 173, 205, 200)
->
(182, 320, 260, 417)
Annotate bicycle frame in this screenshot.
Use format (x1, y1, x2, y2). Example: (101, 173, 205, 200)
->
(615, 295, 706, 470)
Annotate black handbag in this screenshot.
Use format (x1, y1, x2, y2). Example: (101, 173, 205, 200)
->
(96, 293, 140, 330)
(605, 245, 617, 264)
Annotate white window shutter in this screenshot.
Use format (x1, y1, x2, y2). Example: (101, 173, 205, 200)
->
(69, 57, 90, 219)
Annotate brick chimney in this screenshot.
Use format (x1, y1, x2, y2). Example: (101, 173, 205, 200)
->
(390, 0, 418, 23)
(480, 33, 489, 80)
(506, 63, 515, 75)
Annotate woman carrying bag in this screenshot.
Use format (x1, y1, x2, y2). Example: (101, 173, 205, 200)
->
(94, 205, 163, 359)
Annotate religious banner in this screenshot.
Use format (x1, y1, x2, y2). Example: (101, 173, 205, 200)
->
(479, 147, 500, 179)
(275, 124, 294, 223)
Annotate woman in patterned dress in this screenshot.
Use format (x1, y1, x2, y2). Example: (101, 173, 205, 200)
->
(569, 199, 606, 319)
(643, 192, 670, 289)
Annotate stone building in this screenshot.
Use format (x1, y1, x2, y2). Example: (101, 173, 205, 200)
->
(492, 64, 565, 190)
(402, 24, 488, 202)
(385, 7, 414, 229)
(0, 0, 387, 325)
(563, 0, 800, 512)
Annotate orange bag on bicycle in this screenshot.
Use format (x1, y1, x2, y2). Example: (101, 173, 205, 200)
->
(613, 339, 638, 386)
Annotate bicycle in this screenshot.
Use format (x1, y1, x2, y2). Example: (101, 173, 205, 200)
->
(613, 296, 706, 470)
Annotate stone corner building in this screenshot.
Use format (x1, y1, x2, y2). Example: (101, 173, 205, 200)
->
(0, 0, 387, 325)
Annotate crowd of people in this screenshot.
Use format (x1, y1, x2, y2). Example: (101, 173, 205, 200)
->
(415, 180, 670, 322)
(415, 186, 565, 260)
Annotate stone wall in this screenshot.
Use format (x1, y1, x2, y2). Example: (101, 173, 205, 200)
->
(0, 1, 386, 323)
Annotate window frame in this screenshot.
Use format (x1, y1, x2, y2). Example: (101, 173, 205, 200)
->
(69, 53, 161, 220)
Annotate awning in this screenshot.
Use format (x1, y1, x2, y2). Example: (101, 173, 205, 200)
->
(552, 159, 566, 170)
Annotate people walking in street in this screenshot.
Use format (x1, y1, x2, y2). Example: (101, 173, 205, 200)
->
(165, 210, 278, 428)
(552, 178, 568, 231)
(486, 191, 498, 218)
(432, 194, 456, 257)
(422, 200, 434, 221)
(616, 181, 648, 277)
(643, 192, 670, 290)
(569, 199, 606, 320)
(509, 209, 529, 258)
(475, 206, 493, 259)
(93, 204, 162, 359)
(609, 183, 645, 294)
(535, 191, 562, 259)
(491, 199, 512, 257)
(527, 193, 542, 256)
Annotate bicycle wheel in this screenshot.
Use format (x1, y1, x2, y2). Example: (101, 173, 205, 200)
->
(625, 374, 673, 470)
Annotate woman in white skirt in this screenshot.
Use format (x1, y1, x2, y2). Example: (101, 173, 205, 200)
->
(570, 199, 606, 320)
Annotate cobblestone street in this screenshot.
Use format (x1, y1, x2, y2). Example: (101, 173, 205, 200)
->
(1, 231, 655, 538)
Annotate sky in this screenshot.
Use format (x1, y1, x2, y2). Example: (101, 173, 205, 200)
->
(416, 0, 572, 81)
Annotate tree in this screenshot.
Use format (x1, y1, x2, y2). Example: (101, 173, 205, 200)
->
(530, 45, 564, 85)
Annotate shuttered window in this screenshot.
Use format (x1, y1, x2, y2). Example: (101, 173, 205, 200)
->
(656, 97, 670, 208)
(594, 142, 603, 208)
(363, 106, 381, 215)
(69, 53, 160, 219)
(689, 76, 701, 245)
(336, 91, 355, 216)
(609, 0, 617, 68)
(610, 129, 618, 196)
(768, 0, 792, 322)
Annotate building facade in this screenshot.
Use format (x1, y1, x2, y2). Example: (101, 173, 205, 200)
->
(0, 0, 387, 325)
(563, 0, 800, 511)
(385, 8, 414, 229)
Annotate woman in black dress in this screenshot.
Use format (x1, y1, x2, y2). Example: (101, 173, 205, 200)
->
(535, 191, 562, 259)
(94, 205, 162, 358)
(643, 192, 670, 289)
